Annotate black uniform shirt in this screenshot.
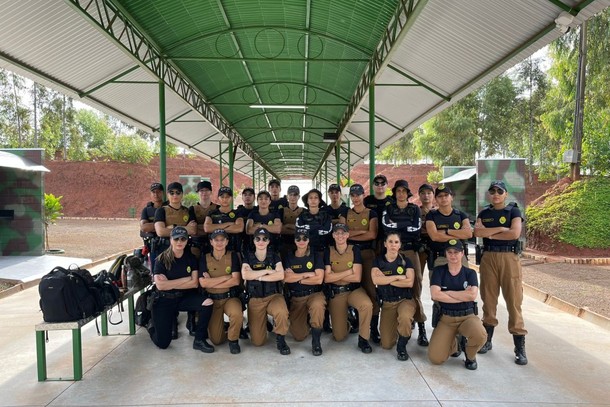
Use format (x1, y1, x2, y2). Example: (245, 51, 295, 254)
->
(295, 209, 333, 252)
(477, 204, 523, 247)
(247, 210, 281, 249)
(140, 202, 158, 238)
(282, 250, 324, 292)
(207, 208, 242, 251)
(381, 203, 422, 248)
(364, 195, 394, 242)
(269, 197, 289, 213)
(425, 208, 469, 253)
(153, 251, 198, 294)
(430, 264, 478, 311)
(325, 202, 348, 222)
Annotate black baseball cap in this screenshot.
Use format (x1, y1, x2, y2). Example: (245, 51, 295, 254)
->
(171, 226, 188, 240)
(349, 184, 365, 196)
(254, 227, 270, 237)
(210, 229, 228, 239)
(435, 184, 454, 197)
(257, 190, 271, 199)
(391, 179, 411, 196)
(167, 182, 183, 193)
(418, 183, 434, 193)
(446, 239, 463, 252)
(295, 228, 309, 238)
(150, 182, 164, 192)
(333, 223, 349, 233)
(373, 174, 388, 184)
(287, 185, 300, 195)
(242, 187, 255, 195)
(268, 179, 281, 187)
(197, 181, 212, 192)
(328, 183, 341, 192)
(218, 186, 232, 196)
(488, 180, 507, 192)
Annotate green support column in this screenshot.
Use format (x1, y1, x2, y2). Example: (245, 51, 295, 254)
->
(324, 161, 328, 201)
(72, 328, 83, 381)
(252, 161, 255, 190)
(159, 82, 167, 191)
(335, 143, 341, 185)
(36, 331, 46, 381)
(228, 140, 234, 209)
(369, 81, 376, 195)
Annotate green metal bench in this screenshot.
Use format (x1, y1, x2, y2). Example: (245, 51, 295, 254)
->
(35, 287, 140, 381)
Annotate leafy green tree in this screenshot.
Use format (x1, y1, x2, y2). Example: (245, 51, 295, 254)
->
(43, 193, 63, 250)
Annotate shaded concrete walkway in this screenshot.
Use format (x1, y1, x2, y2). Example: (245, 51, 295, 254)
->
(0, 260, 609, 406)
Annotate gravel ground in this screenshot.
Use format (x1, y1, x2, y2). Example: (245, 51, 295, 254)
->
(6, 219, 610, 319)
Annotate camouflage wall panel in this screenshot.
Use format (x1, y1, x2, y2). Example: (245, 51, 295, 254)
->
(0, 148, 45, 256)
(443, 166, 473, 178)
(179, 175, 211, 195)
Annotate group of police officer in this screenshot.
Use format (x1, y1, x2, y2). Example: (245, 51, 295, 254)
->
(140, 176, 527, 369)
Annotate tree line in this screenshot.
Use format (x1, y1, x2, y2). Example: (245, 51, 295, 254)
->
(377, 9, 610, 181)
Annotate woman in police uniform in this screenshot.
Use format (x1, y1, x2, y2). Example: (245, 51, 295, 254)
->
(199, 229, 243, 354)
(150, 226, 214, 353)
(295, 189, 333, 253)
(324, 223, 373, 353)
(241, 227, 291, 355)
(371, 232, 417, 361)
(283, 228, 326, 356)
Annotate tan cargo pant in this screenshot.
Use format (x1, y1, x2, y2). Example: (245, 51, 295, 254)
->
(288, 292, 326, 341)
(428, 313, 487, 364)
(328, 288, 373, 342)
(379, 298, 417, 349)
(247, 294, 289, 346)
(360, 248, 380, 315)
(208, 297, 243, 345)
(399, 249, 426, 322)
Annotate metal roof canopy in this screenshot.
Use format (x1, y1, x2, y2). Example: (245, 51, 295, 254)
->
(1, 0, 609, 185)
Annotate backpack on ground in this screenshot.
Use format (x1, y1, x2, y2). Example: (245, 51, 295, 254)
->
(39, 266, 100, 322)
(134, 286, 157, 327)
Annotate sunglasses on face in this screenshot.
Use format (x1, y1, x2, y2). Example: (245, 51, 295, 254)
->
(168, 190, 182, 196)
(489, 188, 505, 195)
(374, 182, 386, 186)
(254, 236, 269, 242)
(173, 237, 188, 242)
(295, 236, 309, 242)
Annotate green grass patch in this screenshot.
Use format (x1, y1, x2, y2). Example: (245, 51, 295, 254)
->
(526, 177, 610, 248)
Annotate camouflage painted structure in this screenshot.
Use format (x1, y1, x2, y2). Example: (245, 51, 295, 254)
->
(179, 175, 211, 195)
(0, 148, 47, 256)
(441, 166, 477, 220)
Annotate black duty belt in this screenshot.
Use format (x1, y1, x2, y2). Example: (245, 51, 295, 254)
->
(330, 283, 358, 294)
(434, 252, 446, 258)
(441, 308, 475, 317)
(290, 287, 322, 298)
(380, 294, 412, 303)
(158, 291, 184, 299)
(484, 245, 515, 252)
(350, 242, 374, 251)
(208, 291, 239, 300)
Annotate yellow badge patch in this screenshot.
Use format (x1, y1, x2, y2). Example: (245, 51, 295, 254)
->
(183, 215, 189, 222)
(225, 266, 232, 274)
(306, 261, 313, 269)
(187, 266, 191, 273)
(268, 220, 273, 225)
(453, 222, 460, 229)
(347, 262, 353, 268)
(361, 218, 368, 226)
(397, 266, 404, 275)
(229, 212, 235, 218)
(499, 216, 506, 225)
(385, 201, 391, 206)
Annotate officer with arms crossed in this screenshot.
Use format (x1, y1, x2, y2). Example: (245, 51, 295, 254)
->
(246, 190, 282, 253)
(325, 183, 348, 224)
(189, 181, 219, 258)
(204, 186, 244, 253)
(417, 183, 437, 274)
(364, 174, 394, 255)
(199, 229, 243, 354)
(283, 228, 326, 356)
(241, 228, 291, 355)
(268, 179, 289, 214)
(474, 180, 528, 365)
(371, 232, 417, 361)
(428, 240, 486, 370)
(278, 185, 304, 261)
(296, 189, 333, 253)
(140, 182, 164, 271)
(149, 226, 214, 353)
(324, 223, 374, 353)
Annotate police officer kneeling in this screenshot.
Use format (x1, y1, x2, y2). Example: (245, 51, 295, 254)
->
(149, 226, 214, 353)
(428, 240, 486, 370)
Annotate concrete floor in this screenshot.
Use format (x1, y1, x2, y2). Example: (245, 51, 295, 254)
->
(0, 259, 609, 406)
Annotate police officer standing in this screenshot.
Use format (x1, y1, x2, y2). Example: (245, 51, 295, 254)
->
(428, 240, 487, 370)
(189, 181, 219, 258)
(345, 184, 380, 343)
(140, 182, 164, 271)
(236, 187, 256, 258)
(241, 228, 291, 355)
(324, 223, 374, 353)
(199, 229, 243, 354)
(278, 185, 304, 261)
(283, 228, 326, 356)
(474, 181, 528, 365)
(268, 179, 289, 213)
(381, 180, 428, 347)
(150, 226, 214, 353)
(204, 186, 244, 253)
(364, 174, 394, 255)
(371, 232, 417, 361)
(246, 190, 282, 252)
(295, 189, 333, 253)
(417, 183, 437, 274)
(325, 183, 348, 224)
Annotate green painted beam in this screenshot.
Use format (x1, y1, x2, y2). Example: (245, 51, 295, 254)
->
(170, 57, 369, 63)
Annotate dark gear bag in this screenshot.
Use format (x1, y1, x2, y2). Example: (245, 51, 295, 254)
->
(124, 255, 153, 290)
(39, 266, 100, 322)
(134, 286, 157, 327)
(108, 254, 128, 288)
(94, 269, 120, 307)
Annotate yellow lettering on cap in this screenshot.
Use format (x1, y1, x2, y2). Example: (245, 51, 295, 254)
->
(449, 239, 458, 245)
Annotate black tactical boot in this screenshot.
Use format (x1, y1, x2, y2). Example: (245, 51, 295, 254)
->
(229, 340, 241, 355)
(323, 310, 332, 333)
(451, 334, 466, 357)
(186, 312, 197, 336)
(276, 334, 291, 355)
(396, 335, 410, 361)
(240, 325, 249, 339)
(478, 325, 495, 354)
(370, 314, 381, 344)
(358, 335, 372, 354)
(464, 357, 478, 370)
(172, 317, 179, 340)
(417, 322, 429, 347)
(348, 307, 359, 334)
(193, 338, 215, 353)
(513, 335, 528, 365)
(311, 328, 323, 356)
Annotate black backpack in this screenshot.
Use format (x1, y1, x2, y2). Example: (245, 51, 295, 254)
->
(39, 266, 100, 322)
(123, 255, 152, 290)
(93, 269, 120, 308)
(108, 254, 128, 288)
(134, 286, 157, 327)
